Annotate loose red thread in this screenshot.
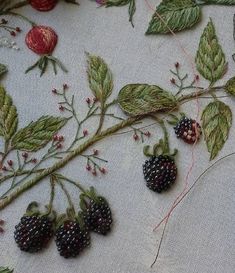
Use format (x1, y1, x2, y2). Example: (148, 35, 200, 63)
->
(144, 0, 201, 233)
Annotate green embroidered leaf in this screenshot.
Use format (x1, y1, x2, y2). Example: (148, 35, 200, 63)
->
(11, 116, 68, 152)
(0, 267, 14, 273)
(106, 0, 129, 7)
(0, 64, 7, 77)
(146, 0, 201, 35)
(225, 76, 235, 96)
(195, 19, 227, 84)
(0, 86, 18, 141)
(201, 0, 235, 4)
(201, 101, 232, 160)
(86, 53, 113, 104)
(118, 84, 178, 116)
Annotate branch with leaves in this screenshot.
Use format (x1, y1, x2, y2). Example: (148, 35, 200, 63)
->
(0, 17, 235, 262)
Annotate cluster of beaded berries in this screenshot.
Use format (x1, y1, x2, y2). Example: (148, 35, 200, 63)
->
(14, 181, 113, 258)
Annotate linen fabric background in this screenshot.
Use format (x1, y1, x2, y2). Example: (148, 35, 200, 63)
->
(1, 1, 235, 272)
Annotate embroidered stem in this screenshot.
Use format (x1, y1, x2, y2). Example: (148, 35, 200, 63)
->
(0, 116, 140, 210)
(48, 176, 55, 214)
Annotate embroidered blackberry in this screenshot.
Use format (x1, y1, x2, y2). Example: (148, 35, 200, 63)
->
(14, 215, 53, 253)
(55, 220, 90, 258)
(83, 197, 112, 235)
(143, 155, 177, 193)
(174, 117, 201, 144)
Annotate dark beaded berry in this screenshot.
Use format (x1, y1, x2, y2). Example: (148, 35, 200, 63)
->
(174, 117, 201, 144)
(55, 220, 90, 258)
(14, 216, 53, 253)
(83, 197, 112, 235)
(143, 155, 177, 193)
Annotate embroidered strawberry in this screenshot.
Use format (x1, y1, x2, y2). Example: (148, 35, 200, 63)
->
(25, 26, 67, 76)
(29, 0, 58, 11)
(25, 25, 57, 55)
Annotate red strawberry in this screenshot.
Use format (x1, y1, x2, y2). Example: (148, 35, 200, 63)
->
(29, 0, 58, 11)
(25, 26, 58, 55)
(25, 26, 67, 76)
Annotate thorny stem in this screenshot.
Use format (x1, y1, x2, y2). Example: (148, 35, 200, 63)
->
(48, 176, 55, 214)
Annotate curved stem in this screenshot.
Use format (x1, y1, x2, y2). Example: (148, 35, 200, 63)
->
(57, 179, 75, 213)
(56, 174, 87, 194)
(7, 11, 36, 26)
(48, 176, 55, 214)
(0, 116, 140, 210)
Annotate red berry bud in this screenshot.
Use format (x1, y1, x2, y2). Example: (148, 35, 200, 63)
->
(92, 170, 97, 176)
(133, 134, 139, 141)
(144, 131, 151, 137)
(31, 158, 37, 164)
(7, 160, 13, 166)
(22, 152, 28, 159)
(86, 165, 91, 171)
(100, 167, 106, 174)
(2, 166, 7, 171)
(0, 227, 4, 233)
(52, 88, 57, 94)
(57, 143, 62, 149)
(53, 135, 58, 141)
(195, 75, 200, 81)
(175, 62, 179, 68)
(86, 98, 91, 104)
(0, 219, 4, 225)
(58, 135, 64, 142)
(10, 31, 16, 36)
(59, 105, 64, 111)
(63, 83, 68, 90)
(93, 149, 99, 155)
(16, 27, 21, 32)
(170, 78, 176, 84)
(1, 19, 8, 24)
(83, 130, 88, 136)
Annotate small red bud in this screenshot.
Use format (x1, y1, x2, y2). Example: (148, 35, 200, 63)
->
(59, 105, 65, 111)
(86, 98, 91, 104)
(58, 135, 64, 142)
(83, 130, 88, 136)
(133, 134, 139, 141)
(92, 169, 97, 176)
(2, 166, 7, 171)
(175, 62, 179, 68)
(57, 143, 62, 149)
(31, 158, 37, 164)
(22, 152, 28, 159)
(7, 160, 13, 166)
(170, 78, 176, 84)
(1, 19, 8, 24)
(86, 165, 91, 171)
(16, 27, 21, 32)
(10, 31, 16, 36)
(53, 135, 58, 141)
(63, 83, 68, 90)
(195, 75, 200, 81)
(52, 88, 57, 94)
(144, 131, 151, 137)
(100, 167, 106, 174)
(0, 219, 4, 225)
(93, 149, 99, 155)
(0, 227, 4, 233)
